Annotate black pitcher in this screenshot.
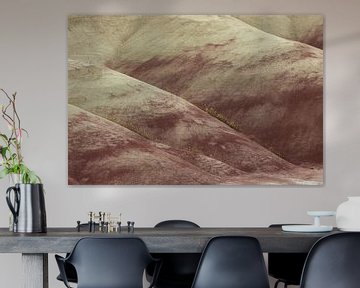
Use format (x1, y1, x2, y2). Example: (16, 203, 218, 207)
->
(6, 183, 47, 233)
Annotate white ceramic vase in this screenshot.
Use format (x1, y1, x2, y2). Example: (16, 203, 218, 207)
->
(336, 197, 360, 231)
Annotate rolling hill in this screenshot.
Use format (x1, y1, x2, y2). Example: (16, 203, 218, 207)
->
(236, 15, 323, 49)
(99, 16, 323, 166)
(69, 105, 321, 185)
(68, 59, 299, 174)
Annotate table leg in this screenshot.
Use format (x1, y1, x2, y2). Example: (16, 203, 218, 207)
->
(22, 253, 48, 288)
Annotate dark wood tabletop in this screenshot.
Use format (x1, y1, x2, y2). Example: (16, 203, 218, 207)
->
(0, 227, 340, 253)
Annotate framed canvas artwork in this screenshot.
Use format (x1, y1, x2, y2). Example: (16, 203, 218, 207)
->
(68, 15, 323, 185)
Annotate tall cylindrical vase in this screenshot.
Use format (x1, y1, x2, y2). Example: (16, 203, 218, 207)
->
(6, 183, 47, 233)
(336, 197, 360, 231)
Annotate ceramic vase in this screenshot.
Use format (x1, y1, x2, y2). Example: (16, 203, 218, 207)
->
(6, 183, 47, 233)
(336, 197, 360, 231)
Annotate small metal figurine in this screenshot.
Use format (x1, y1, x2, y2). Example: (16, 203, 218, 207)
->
(98, 211, 103, 231)
(106, 222, 111, 233)
(77, 221, 81, 232)
(88, 211, 94, 232)
(127, 221, 135, 233)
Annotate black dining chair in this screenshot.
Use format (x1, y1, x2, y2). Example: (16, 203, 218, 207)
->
(56, 262, 77, 284)
(55, 237, 161, 288)
(147, 220, 201, 288)
(268, 224, 308, 288)
(191, 236, 270, 288)
(300, 232, 360, 288)
(56, 223, 99, 284)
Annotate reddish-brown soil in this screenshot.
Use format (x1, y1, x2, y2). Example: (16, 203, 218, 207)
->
(69, 105, 321, 185)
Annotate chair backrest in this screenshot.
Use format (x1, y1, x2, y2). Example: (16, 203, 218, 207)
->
(151, 220, 201, 286)
(300, 232, 360, 288)
(67, 237, 154, 288)
(191, 236, 270, 288)
(268, 224, 308, 285)
(155, 220, 200, 228)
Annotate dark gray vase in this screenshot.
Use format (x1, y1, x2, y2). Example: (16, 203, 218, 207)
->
(6, 183, 47, 233)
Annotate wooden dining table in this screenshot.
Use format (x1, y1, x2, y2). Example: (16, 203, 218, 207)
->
(0, 226, 339, 288)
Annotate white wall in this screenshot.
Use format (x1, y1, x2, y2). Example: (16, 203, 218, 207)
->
(0, 0, 360, 287)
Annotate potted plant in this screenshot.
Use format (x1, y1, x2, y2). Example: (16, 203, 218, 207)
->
(1, 88, 46, 233)
(0, 88, 41, 183)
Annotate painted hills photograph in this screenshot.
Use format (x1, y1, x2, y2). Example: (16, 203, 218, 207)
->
(68, 15, 323, 185)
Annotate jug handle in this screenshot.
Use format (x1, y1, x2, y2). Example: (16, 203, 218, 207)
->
(6, 186, 20, 224)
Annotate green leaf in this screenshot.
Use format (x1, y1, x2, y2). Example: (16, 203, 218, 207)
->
(28, 170, 41, 184)
(11, 153, 17, 159)
(18, 164, 41, 184)
(1, 146, 8, 157)
(0, 168, 9, 179)
(0, 133, 8, 141)
(21, 128, 29, 137)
